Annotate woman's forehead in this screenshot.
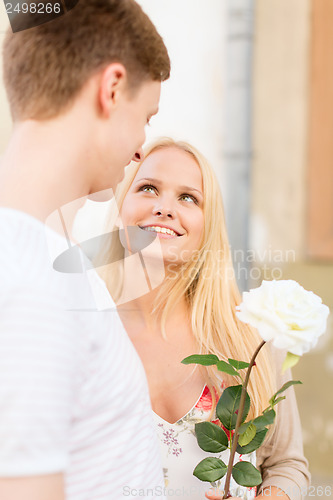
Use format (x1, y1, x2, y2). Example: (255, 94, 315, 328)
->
(134, 147, 203, 189)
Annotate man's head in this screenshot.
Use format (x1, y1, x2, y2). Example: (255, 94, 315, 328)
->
(2, 0, 170, 194)
(2, 0, 170, 122)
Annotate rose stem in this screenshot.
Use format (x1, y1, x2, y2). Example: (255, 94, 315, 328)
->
(223, 340, 266, 499)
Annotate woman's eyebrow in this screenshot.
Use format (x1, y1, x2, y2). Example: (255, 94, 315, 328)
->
(134, 177, 159, 184)
(178, 185, 203, 196)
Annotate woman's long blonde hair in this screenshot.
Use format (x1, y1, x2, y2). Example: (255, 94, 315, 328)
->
(98, 138, 275, 420)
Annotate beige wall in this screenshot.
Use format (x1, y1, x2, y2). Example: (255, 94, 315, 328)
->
(252, 0, 310, 262)
(252, 0, 333, 488)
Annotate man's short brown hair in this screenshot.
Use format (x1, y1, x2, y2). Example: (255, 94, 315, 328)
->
(2, 0, 170, 121)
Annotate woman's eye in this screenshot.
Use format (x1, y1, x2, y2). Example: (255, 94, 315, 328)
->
(140, 185, 156, 194)
(180, 194, 197, 204)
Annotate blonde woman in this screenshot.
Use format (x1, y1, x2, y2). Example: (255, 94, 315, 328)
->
(98, 138, 310, 500)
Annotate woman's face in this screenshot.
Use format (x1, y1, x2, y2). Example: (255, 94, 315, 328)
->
(120, 147, 204, 266)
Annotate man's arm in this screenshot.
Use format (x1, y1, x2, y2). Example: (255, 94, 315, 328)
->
(0, 473, 65, 500)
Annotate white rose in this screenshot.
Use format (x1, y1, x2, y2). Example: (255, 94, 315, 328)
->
(236, 279, 330, 356)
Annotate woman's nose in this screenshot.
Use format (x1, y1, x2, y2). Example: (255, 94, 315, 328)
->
(132, 147, 144, 162)
(153, 203, 175, 219)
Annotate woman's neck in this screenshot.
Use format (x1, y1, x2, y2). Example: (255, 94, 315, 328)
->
(116, 247, 189, 336)
(117, 286, 190, 338)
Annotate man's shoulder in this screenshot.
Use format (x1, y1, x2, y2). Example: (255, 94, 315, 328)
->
(0, 209, 91, 309)
(0, 208, 118, 318)
(0, 208, 60, 285)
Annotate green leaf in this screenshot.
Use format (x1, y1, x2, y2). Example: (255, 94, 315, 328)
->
(228, 358, 250, 370)
(274, 380, 302, 398)
(236, 428, 268, 454)
(269, 380, 302, 406)
(270, 396, 286, 407)
(282, 352, 300, 372)
(195, 422, 228, 453)
(238, 423, 256, 447)
(238, 421, 252, 435)
(232, 461, 262, 487)
(216, 360, 239, 376)
(253, 409, 276, 431)
(181, 354, 219, 366)
(193, 457, 228, 482)
(216, 385, 250, 430)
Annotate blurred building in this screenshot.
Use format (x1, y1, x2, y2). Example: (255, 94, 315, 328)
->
(252, 0, 333, 490)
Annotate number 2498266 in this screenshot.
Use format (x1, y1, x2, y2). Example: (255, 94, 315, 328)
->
(5, 3, 61, 14)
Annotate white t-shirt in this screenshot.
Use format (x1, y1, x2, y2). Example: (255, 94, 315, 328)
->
(0, 208, 165, 499)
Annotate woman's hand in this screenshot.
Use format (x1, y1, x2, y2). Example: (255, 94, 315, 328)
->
(205, 491, 241, 500)
(205, 486, 289, 500)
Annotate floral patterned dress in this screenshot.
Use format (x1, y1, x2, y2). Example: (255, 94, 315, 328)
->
(153, 385, 257, 500)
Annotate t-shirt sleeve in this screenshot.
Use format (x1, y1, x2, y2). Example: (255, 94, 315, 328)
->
(0, 285, 80, 476)
(256, 347, 311, 500)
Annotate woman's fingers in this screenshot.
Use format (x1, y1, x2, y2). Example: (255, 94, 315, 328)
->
(205, 493, 241, 500)
(205, 492, 222, 500)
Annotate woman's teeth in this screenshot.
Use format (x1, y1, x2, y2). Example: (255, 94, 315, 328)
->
(142, 226, 178, 236)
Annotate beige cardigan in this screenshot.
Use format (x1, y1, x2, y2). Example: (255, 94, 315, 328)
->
(256, 347, 311, 500)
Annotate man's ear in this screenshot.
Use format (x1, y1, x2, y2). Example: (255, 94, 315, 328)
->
(98, 63, 128, 117)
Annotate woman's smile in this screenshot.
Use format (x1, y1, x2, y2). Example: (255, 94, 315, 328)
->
(139, 224, 183, 238)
